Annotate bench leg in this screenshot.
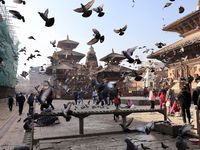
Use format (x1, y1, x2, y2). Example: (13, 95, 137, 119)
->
(79, 118, 84, 135)
(122, 115, 127, 125)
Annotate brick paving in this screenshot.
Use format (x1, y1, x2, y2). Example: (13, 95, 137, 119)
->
(0, 98, 199, 150)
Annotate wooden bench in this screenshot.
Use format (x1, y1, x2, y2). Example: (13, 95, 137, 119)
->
(71, 107, 167, 135)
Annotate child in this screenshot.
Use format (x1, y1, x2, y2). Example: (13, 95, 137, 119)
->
(170, 100, 180, 115)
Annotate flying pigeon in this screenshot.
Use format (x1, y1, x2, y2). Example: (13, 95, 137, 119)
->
(124, 138, 138, 150)
(74, 0, 95, 17)
(13, 0, 26, 5)
(163, 2, 172, 8)
(28, 36, 35, 40)
(37, 53, 41, 56)
(141, 143, 151, 150)
(93, 4, 105, 17)
(9, 10, 25, 22)
(87, 28, 104, 45)
(122, 47, 137, 63)
(179, 6, 185, 14)
(119, 118, 134, 132)
(38, 9, 55, 27)
(114, 24, 127, 36)
(0, 0, 5, 4)
(34, 50, 40, 53)
(50, 40, 56, 47)
(134, 122, 154, 135)
(169, 0, 175, 1)
(20, 71, 28, 78)
(27, 54, 35, 60)
(19, 47, 26, 52)
(161, 142, 169, 149)
(155, 42, 166, 48)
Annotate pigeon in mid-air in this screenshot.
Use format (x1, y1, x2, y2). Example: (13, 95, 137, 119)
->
(134, 122, 154, 134)
(74, 0, 95, 18)
(114, 24, 128, 36)
(141, 143, 151, 150)
(9, 10, 25, 22)
(50, 40, 56, 47)
(179, 6, 185, 14)
(124, 138, 138, 150)
(122, 46, 137, 63)
(38, 9, 55, 27)
(34, 50, 40, 53)
(13, 0, 26, 5)
(169, 0, 175, 1)
(27, 54, 36, 61)
(20, 71, 28, 78)
(161, 142, 169, 149)
(119, 118, 134, 132)
(19, 47, 26, 52)
(0, 0, 5, 4)
(87, 28, 104, 45)
(28, 36, 35, 40)
(163, 2, 172, 8)
(155, 42, 166, 48)
(93, 4, 105, 17)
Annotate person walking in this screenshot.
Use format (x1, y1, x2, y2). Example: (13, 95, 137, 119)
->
(165, 88, 176, 115)
(18, 93, 26, 115)
(46, 88, 55, 110)
(158, 88, 166, 109)
(92, 89, 98, 105)
(149, 89, 156, 110)
(27, 93, 35, 114)
(177, 85, 192, 124)
(73, 91, 79, 105)
(8, 95, 14, 111)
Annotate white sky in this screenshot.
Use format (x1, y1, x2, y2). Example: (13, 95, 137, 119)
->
(3, 0, 198, 75)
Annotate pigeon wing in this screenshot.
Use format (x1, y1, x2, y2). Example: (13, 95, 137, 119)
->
(121, 24, 128, 31)
(74, 7, 84, 13)
(92, 28, 100, 36)
(87, 37, 99, 45)
(114, 29, 120, 33)
(85, 0, 95, 10)
(127, 46, 137, 56)
(44, 8, 49, 18)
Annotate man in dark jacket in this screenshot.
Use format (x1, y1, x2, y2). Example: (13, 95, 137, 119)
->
(8, 96, 14, 111)
(18, 93, 26, 115)
(177, 85, 192, 124)
(192, 82, 200, 110)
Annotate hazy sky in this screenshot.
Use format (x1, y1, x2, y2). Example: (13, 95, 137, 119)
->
(4, 0, 198, 74)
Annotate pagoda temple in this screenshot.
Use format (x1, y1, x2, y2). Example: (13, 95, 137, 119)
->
(148, 0, 200, 92)
(46, 35, 86, 98)
(97, 49, 132, 95)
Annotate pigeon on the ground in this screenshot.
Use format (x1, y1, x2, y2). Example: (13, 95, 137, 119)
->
(74, 0, 95, 17)
(38, 8, 54, 27)
(141, 143, 151, 150)
(9, 10, 25, 22)
(125, 138, 138, 150)
(114, 24, 127, 36)
(161, 142, 169, 149)
(93, 4, 104, 17)
(175, 136, 189, 150)
(13, 0, 26, 5)
(87, 28, 104, 45)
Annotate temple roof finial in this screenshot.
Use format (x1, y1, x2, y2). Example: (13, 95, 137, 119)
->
(67, 35, 69, 40)
(197, 0, 200, 10)
(112, 48, 114, 53)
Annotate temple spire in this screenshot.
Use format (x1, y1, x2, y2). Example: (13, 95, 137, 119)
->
(196, 0, 200, 10)
(67, 35, 69, 40)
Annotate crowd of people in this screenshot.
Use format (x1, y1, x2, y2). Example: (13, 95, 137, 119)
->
(146, 80, 200, 124)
